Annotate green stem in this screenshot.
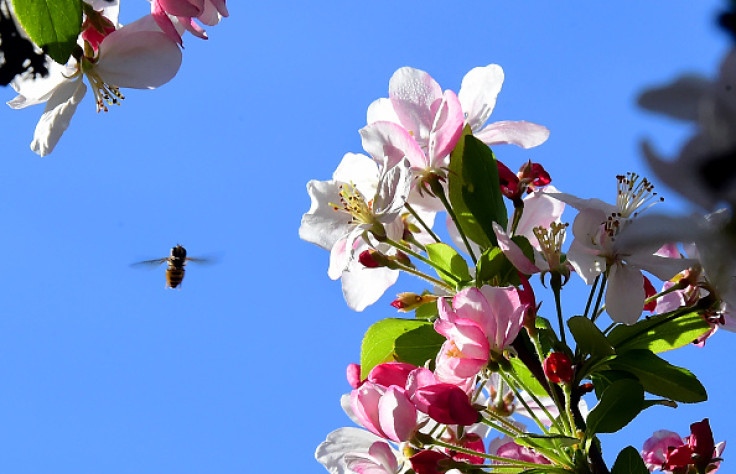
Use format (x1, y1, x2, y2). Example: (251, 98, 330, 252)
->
(583, 275, 600, 319)
(404, 202, 441, 243)
(390, 259, 455, 292)
(590, 271, 608, 324)
(551, 272, 566, 346)
(498, 367, 551, 434)
(382, 237, 458, 288)
(428, 178, 477, 265)
(430, 438, 565, 469)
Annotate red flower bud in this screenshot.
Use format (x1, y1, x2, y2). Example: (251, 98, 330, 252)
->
(543, 352, 574, 384)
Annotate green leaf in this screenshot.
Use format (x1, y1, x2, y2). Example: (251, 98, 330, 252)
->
(414, 299, 439, 320)
(394, 323, 445, 368)
(586, 379, 644, 434)
(425, 243, 472, 285)
(611, 446, 649, 474)
(608, 309, 712, 353)
(606, 349, 707, 403)
(476, 246, 520, 287)
(12, 0, 83, 64)
(509, 357, 548, 398)
(360, 319, 441, 379)
(448, 126, 507, 249)
(590, 370, 637, 399)
(568, 316, 615, 357)
(516, 433, 580, 451)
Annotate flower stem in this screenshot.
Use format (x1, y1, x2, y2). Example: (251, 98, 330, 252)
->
(551, 272, 567, 346)
(382, 237, 457, 289)
(590, 271, 608, 323)
(427, 177, 478, 265)
(583, 275, 600, 319)
(404, 202, 441, 243)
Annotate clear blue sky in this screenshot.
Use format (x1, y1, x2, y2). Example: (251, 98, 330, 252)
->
(0, 1, 732, 472)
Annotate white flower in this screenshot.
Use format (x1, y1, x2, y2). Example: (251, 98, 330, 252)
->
(7, 14, 182, 156)
(299, 154, 412, 311)
(316, 427, 405, 474)
(551, 174, 692, 324)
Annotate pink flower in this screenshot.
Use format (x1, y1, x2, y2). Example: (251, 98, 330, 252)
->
(437, 286, 527, 358)
(405, 368, 479, 426)
(350, 382, 418, 443)
(491, 440, 551, 465)
(642, 419, 725, 473)
(151, 0, 228, 44)
(409, 450, 451, 474)
(433, 304, 489, 387)
(641, 430, 684, 470)
(366, 362, 417, 388)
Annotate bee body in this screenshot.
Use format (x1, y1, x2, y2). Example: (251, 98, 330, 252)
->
(133, 245, 209, 288)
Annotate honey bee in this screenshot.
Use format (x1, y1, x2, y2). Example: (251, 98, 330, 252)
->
(133, 245, 210, 288)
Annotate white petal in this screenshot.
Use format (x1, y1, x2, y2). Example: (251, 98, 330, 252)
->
(373, 159, 411, 220)
(30, 78, 87, 157)
(299, 180, 353, 250)
(515, 186, 565, 242)
(8, 61, 76, 108)
(341, 261, 399, 312)
(97, 18, 182, 89)
(367, 98, 400, 125)
(606, 264, 645, 325)
(316, 427, 386, 474)
(458, 64, 504, 131)
(332, 153, 379, 199)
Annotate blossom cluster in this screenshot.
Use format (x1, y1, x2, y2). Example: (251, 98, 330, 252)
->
(6, 0, 228, 156)
(301, 58, 734, 473)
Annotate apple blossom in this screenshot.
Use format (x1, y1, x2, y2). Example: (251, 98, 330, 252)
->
(151, 0, 229, 45)
(550, 173, 693, 324)
(350, 382, 419, 443)
(7, 14, 182, 157)
(299, 154, 412, 310)
(642, 419, 725, 473)
(316, 427, 404, 474)
(344, 441, 402, 474)
(437, 286, 527, 359)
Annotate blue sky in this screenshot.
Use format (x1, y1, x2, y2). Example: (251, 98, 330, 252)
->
(0, 1, 732, 472)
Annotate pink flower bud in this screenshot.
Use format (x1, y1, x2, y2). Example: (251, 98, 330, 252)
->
(411, 383, 479, 426)
(543, 352, 574, 384)
(346, 363, 362, 389)
(409, 450, 451, 474)
(367, 362, 416, 388)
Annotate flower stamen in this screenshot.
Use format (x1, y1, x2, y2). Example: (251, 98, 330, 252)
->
(616, 172, 663, 218)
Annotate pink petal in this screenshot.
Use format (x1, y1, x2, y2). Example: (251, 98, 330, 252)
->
(475, 120, 550, 149)
(389, 67, 442, 142)
(360, 121, 427, 169)
(378, 387, 417, 442)
(492, 222, 540, 275)
(428, 90, 464, 165)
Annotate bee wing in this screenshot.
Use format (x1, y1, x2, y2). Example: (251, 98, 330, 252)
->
(184, 256, 217, 265)
(130, 257, 169, 268)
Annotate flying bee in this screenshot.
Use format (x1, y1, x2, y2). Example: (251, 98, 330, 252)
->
(132, 245, 210, 288)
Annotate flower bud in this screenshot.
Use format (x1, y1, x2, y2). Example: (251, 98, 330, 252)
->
(391, 293, 438, 312)
(543, 352, 574, 384)
(358, 249, 388, 268)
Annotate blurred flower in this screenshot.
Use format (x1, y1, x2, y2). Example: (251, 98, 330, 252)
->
(488, 436, 551, 465)
(7, 14, 182, 156)
(639, 48, 736, 210)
